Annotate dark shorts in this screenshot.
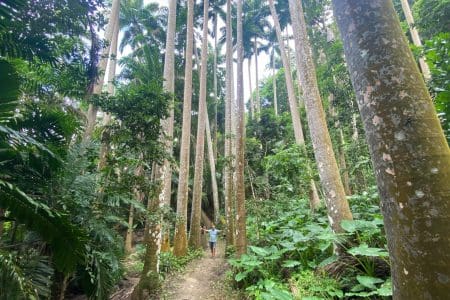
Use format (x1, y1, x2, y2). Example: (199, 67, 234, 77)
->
(209, 241, 216, 250)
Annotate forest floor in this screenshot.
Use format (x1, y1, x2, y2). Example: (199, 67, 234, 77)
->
(161, 240, 241, 300)
(109, 240, 241, 300)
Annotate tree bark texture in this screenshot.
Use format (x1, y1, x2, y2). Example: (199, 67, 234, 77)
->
(84, 0, 120, 141)
(160, 0, 177, 207)
(98, 18, 119, 170)
(289, 0, 353, 233)
(189, 0, 209, 249)
(173, 0, 194, 257)
(254, 37, 261, 118)
(268, 0, 305, 145)
(333, 0, 450, 298)
(213, 14, 219, 160)
(272, 52, 278, 116)
(270, 0, 321, 212)
(248, 58, 255, 120)
(205, 105, 220, 224)
(224, 0, 235, 247)
(235, 0, 247, 256)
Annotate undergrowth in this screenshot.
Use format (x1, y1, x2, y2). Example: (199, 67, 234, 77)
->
(229, 186, 392, 299)
(125, 244, 203, 278)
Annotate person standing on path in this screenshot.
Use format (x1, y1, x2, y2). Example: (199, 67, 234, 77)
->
(204, 224, 221, 258)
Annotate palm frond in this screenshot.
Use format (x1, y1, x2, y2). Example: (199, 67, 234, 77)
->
(0, 180, 87, 274)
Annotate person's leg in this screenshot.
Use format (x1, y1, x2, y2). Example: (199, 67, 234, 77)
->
(212, 242, 216, 257)
(209, 242, 214, 256)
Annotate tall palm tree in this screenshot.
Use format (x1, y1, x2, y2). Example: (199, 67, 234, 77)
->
(209, 0, 226, 159)
(235, 0, 247, 256)
(189, 0, 210, 249)
(289, 0, 352, 233)
(119, 0, 166, 53)
(133, 0, 177, 296)
(268, 0, 321, 211)
(173, 0, 193, 257)
(224, 0, 235, 247)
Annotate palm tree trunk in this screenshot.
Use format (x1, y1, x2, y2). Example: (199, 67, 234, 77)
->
(289, 0, 353, 233)
(400, 0, 431, 80)
(160, 0, 177, 208)
(83, 0, 120, 141)
(334, 1, 450, 297)
(188, 0, 209, 249)
(98, 17, 119, 170)
(124, 204, 135, 253)
(272, 50, 278, 116)
(248, 58, 255, 120)
(254, 37, 261, 118)
(213, 13, 219, 160)
(268, 0, 304, 145)
(338, 129, 352, 196)
(134, 0, 177, 296)
(235, 0, 247, 256)
(173, 0, 194, 258)
(156, 0, 178, 255)
(224, 0, 235, 247)
(205, 105, 220, 224)
(269, 0, 321, 212)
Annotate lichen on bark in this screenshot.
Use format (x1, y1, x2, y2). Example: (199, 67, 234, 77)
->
(333, 0, 450, 298)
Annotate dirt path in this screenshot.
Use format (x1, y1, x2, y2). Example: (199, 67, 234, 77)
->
(162, 241, 239, 300)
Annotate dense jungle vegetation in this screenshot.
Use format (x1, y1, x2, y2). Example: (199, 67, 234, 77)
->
(0, 0, 449, 299)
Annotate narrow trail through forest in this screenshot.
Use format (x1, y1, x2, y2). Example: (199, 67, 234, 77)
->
(162, 241, 238, 300)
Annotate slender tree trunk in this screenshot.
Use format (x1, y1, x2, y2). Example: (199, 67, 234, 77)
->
(288, 0, 352, 232)
(339, 129, 352, 196)
(124, 204, 135, 253)
(235, 0, 247, 256)
(160, 0, 177, 208)
(134, 1, 176, 297)
(254, 37, 261, 118)
(173, 0, 194, 258)
(188, 0, 209, 249)
(268, 0, 304, 146)
(83, 0, 120, 141)
(400, 0, 431, 80)
(272, 50, 278, 116)
(269, 0, 321, 212)
(213, 13, 219, 160)
(224, 0, 235, 247)
(205, 106, 220, 224)
(98, 17, 119, 170)
(352, 113, 359, 141)
(248, 58, 255, 120)
(333, 1, 450, 297)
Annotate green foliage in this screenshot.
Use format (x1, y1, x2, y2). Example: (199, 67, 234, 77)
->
(423, 33, 450, 142)
(0, 250, 53, 300)
(231, 186, 392, 299)
(263, 144, 316, 197)
(291, 270, 342, 300)
(159, 248, 203, 276)
(413, 0, 450, 40)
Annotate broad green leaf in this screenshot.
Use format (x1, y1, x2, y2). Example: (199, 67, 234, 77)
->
(348, 244, 389, 257)
(318, 255, 338, 268)
(356, 275, 384, 290)
(235, 272, 248, 282)
(281, 260, 301, 268)
(377, 278, 393, 296)
(249, 245, 270, 256)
